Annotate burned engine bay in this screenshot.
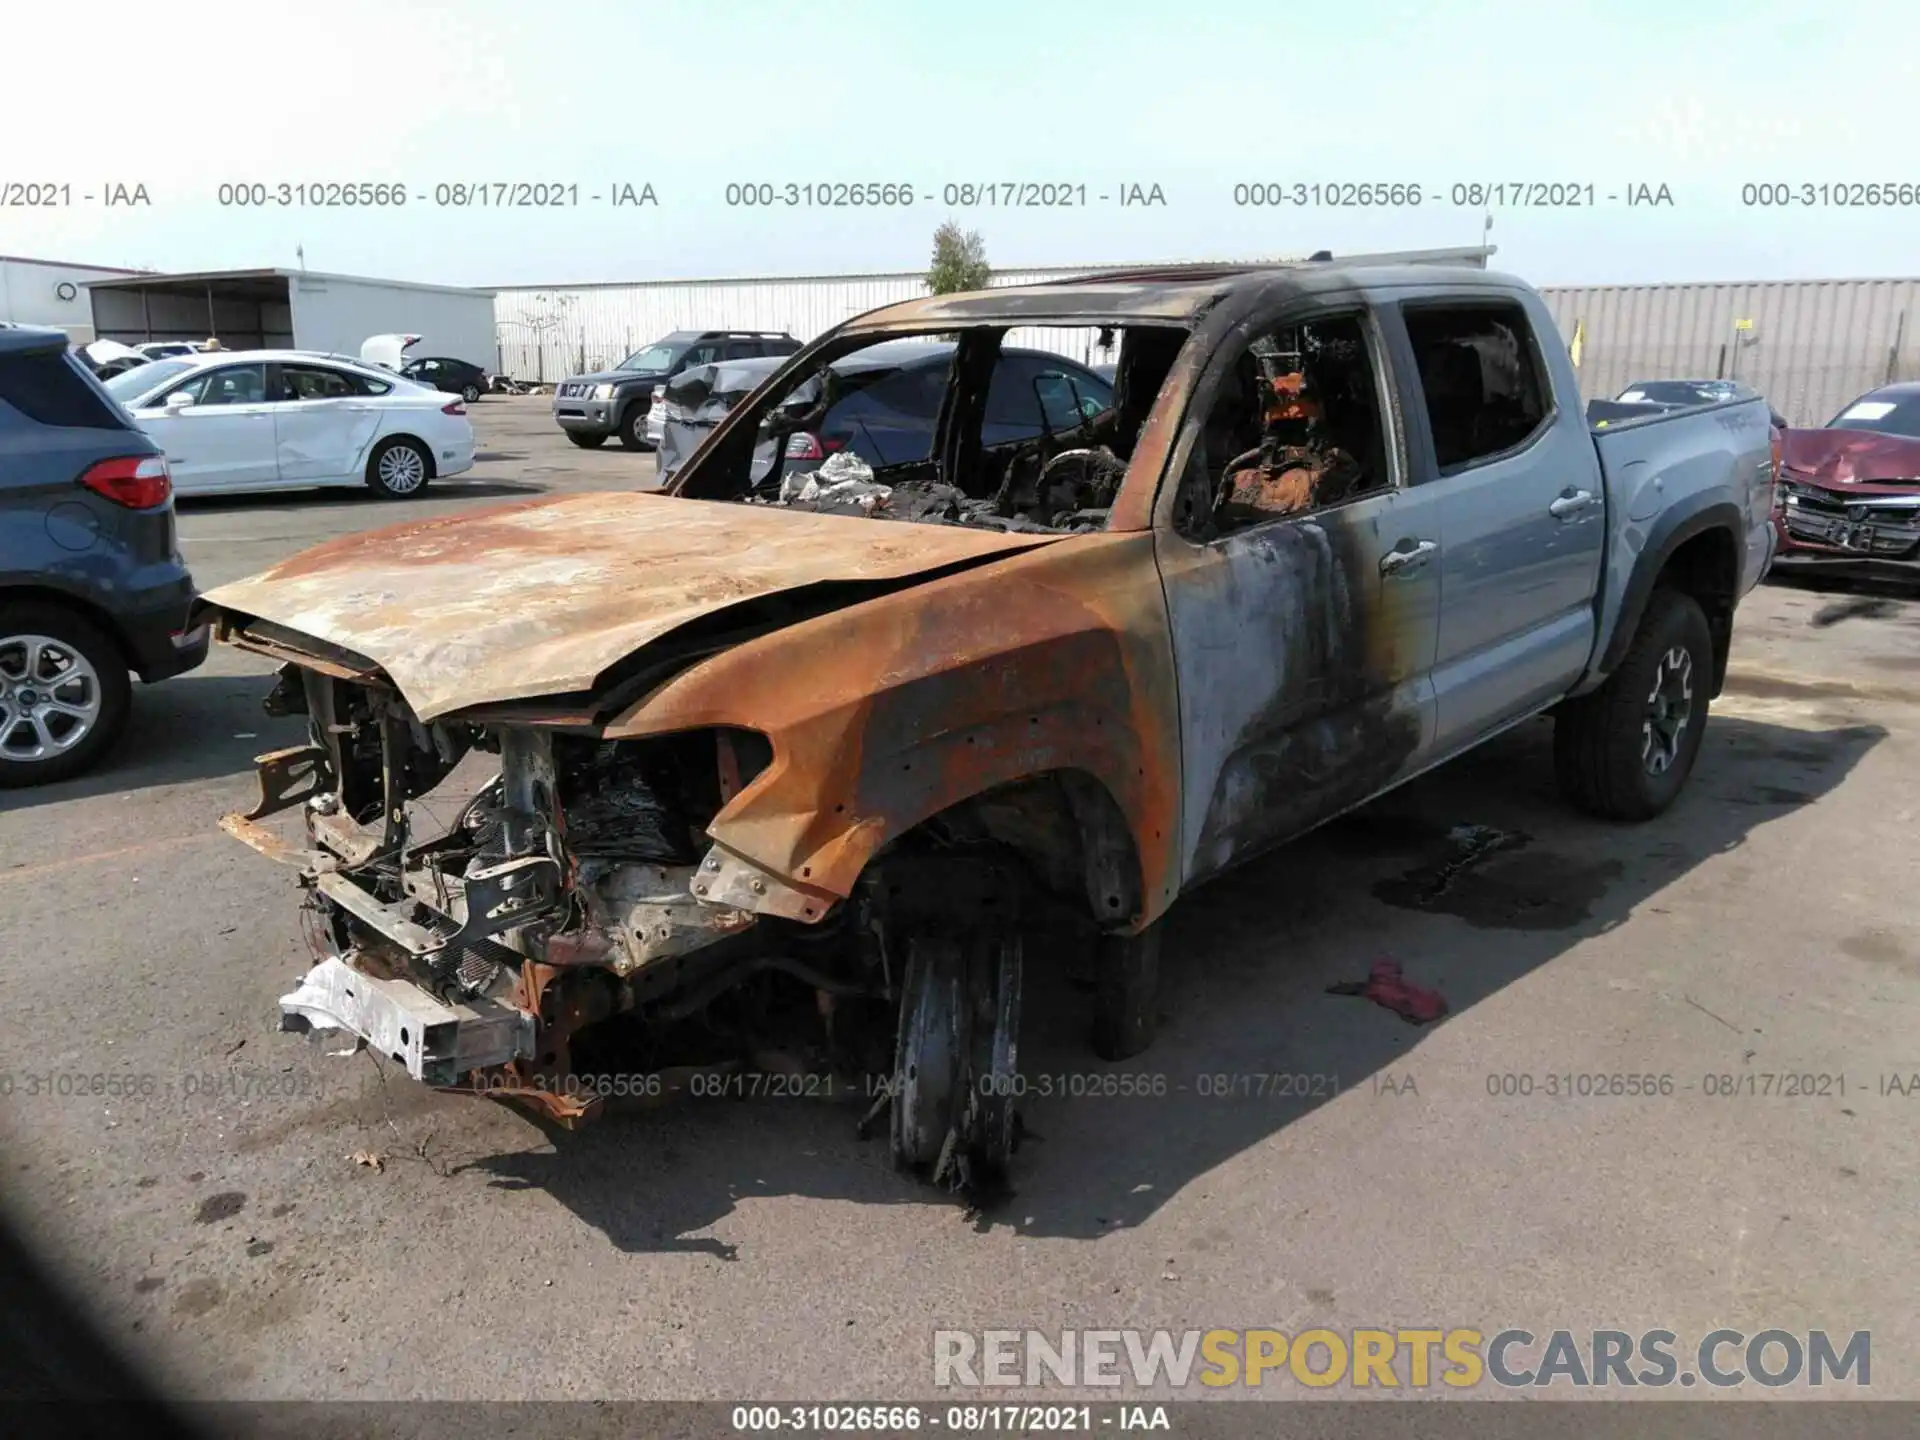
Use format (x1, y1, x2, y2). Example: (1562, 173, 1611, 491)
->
(244, 661, 1100, 1180)
(705, 326, 1188, 535)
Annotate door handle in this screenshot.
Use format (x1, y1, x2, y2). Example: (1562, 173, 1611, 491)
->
(1549, 489, 1597, 519)
(1379, 539, 1438, 576)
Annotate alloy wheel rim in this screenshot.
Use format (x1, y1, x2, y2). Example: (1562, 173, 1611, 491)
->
(0, 634, 103, 761)
(1642, 645, 1695, 776)
(378, 445, 426, 493)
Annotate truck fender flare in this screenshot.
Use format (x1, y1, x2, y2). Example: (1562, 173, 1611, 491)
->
(1593, 497, 1745, 682)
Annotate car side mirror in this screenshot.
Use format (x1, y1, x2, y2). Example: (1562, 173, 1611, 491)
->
(162, 390, 194, 410)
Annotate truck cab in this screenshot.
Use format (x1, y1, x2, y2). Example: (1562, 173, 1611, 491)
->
(200, 258, 1773, 1195)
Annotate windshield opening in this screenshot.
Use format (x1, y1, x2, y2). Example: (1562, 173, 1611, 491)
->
(1827, 394, 1920, 438)
(668, 322, 1187, 534)
(103, 358, 192, 399)
(617, 344, 677, 373)
(1617, 380, 1745, 406)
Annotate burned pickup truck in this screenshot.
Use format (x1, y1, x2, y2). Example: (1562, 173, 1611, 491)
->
(199, 258, 1777, 1191)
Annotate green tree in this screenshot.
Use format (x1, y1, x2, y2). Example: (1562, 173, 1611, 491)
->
(926, 221, 990, 294)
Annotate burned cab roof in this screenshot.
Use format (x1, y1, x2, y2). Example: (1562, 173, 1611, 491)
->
(841, 262, 1513, 332)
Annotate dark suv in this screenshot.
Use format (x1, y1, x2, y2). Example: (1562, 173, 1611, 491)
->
(0, 327, 208, 786)
(553, 330, 800, 451)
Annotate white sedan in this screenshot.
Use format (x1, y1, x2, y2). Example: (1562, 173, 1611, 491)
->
(101, 350, 476, 498)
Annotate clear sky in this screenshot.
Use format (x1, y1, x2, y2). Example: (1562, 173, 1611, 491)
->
(6, 0, 1914, 289)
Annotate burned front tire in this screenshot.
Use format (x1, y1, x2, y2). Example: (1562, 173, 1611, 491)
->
(890, 926, 1023, 1193)
(1554, 588, 1713, 821)
(1092, 920, 1161, 1061)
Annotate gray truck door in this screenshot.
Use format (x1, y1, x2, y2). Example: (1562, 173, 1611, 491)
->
(1153, 295, 1443, 888)
(1391, 294, 1605, 760)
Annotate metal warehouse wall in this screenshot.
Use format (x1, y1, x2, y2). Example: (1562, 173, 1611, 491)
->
(287, 275, 497, 370)
(492, 266, 1148, 382)
(0, 257, 139, 341)
(1538, 279, 1920, 427)
(92, 288, 294, 349)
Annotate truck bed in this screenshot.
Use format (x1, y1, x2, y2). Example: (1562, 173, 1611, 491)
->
(1581, 395, 1776, 689)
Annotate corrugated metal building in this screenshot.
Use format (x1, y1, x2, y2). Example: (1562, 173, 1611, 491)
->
(491, 248, 1492, 383)
(1538, 278, 1920, 426)
(0, 255, 144, 341)
(494, 263, 1202, 382)
(495, 261, 1920, 427)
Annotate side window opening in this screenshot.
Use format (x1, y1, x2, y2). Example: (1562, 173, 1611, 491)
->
(280, 366, 357, 401)
(1403, 302, 1550, 471)
(674, 325, 1185, 535)
(192, 365, 267, 406)
(1176, 310, 1393, 542)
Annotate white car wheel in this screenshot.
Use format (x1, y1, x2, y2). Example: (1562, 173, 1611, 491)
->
(367, 438, 432, 498)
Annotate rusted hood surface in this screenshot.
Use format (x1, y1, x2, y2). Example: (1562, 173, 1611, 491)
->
(1781, 429, 1920, 488)
(199, 492, 1063, 720)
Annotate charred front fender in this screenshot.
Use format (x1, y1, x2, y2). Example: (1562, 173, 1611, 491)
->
(603, 531, 1184, 930)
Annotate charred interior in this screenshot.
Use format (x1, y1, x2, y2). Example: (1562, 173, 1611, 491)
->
(674, 323, 1190, 534)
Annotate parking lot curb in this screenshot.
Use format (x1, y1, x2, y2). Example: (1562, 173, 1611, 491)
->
(1721, 663, 1920, 706)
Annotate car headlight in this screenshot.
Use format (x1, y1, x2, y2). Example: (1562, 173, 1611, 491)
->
(592, 383, 616, 400)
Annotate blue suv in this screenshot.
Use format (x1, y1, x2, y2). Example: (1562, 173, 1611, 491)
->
(0, 326, 207, 786)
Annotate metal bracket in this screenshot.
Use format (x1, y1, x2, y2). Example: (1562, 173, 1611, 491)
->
(242, 745, 328, 821)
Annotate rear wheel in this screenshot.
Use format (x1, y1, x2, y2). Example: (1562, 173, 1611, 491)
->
(365, 437, 433, 498)
(1554, 588, 1713, 820)
(566, 431, 607, 449)
(618, 403, 651, 451)
(0, 604, 132, 788)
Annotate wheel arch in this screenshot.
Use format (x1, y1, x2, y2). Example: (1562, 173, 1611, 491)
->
(872, 765, 1148, 931)
(367, 431, 439, 481)
(0, 583, 140, 672)
(1594, 501, 1743, 698)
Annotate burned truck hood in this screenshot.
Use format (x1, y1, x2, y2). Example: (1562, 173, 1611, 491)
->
(1780, 428, 1920, 488)
(197, 492, 1064, 721)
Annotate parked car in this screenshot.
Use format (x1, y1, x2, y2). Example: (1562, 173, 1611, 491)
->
(553, 330, 801, 451)
(652, 343, 1116, 485)
(653, 355, 785, 481)
(75, 340, 154, 382)
(133, 342, 203, 361)
(400, 355, 490, 405)
(101, 351, 475, 499)
(1772, 381, 1920, 578)
(359, 333, 421, 373)
(0, 325, 207, 786)
(201, 260, 1772, 1193)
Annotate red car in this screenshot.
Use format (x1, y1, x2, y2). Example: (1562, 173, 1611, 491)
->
(1772, 382, 1920, 578)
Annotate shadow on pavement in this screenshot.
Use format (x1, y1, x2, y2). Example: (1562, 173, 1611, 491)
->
(459, 710, 1885, 1253)
(1, 673, 306, 811)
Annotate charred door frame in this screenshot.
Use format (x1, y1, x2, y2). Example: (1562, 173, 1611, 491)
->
(1146, 287, 1441, 886)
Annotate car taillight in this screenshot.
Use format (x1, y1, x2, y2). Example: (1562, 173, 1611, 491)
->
(785, 432, 823, 460)
(441, 400, 465, 415)
(78, 454, 171, 509)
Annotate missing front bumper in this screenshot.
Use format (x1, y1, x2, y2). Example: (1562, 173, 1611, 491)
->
(279, 955, 535, 1086)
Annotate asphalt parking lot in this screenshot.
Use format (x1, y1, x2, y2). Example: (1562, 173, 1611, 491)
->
(3, 396, 1919, 1402)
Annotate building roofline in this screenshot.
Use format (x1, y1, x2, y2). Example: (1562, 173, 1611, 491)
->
(1537, 273, 1920, 293)
(484, 260, 1267, 293)
(82, 267, 495, 296)
(485, 247, 1492, 295)
(0, 254, 147, 274)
